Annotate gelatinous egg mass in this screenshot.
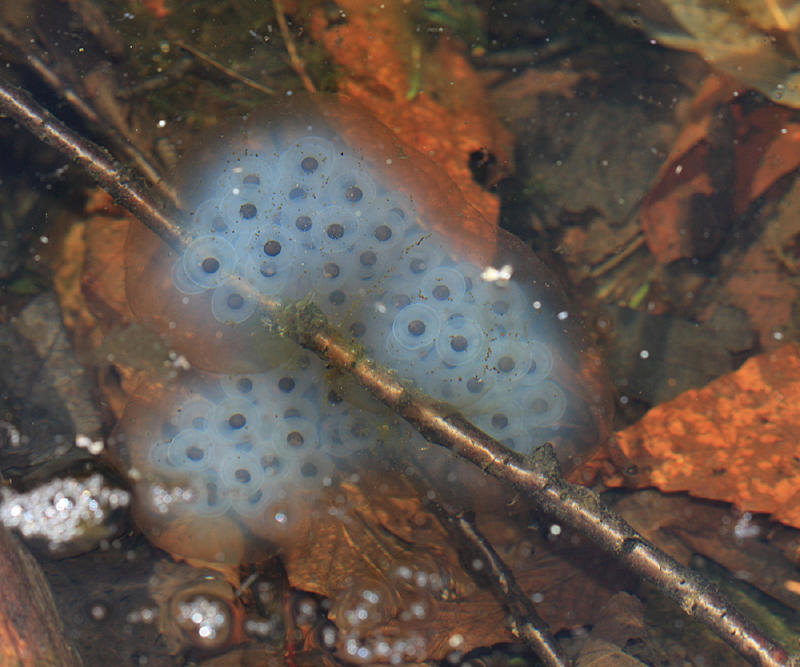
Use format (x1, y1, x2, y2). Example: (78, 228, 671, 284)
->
(119, 98, 612, 563)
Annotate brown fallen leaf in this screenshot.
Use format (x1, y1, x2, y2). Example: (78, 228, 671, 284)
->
(639, 74, 737, 264)
(639, 140, 717, 263)
(640, 73, 800, 265)
(308, 0, 511, 233)
(724, 243, 797, 350)
(605, 343, 800, 529)
(731, 104, 800, 214)
(615, 490, 800, 612)
(50, 189, 134, 353)
(575, 639, 647, 667)
(285, 461, 628, 663)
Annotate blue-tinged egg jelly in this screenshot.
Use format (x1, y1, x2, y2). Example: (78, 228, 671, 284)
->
(119, 97, 612, 563)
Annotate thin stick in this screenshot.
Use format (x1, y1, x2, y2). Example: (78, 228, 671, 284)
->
(0, 78, 185, 251)
(436, 503, 570, 666)
(588, 232, 645, 279)
(285, 305, 795, 667)
(272, 0, 316, 94)
(406, 456, 569, 665)
(0, 28, 179, 207)
(0, 76, 794, 667)
(173, 39, 276, 96)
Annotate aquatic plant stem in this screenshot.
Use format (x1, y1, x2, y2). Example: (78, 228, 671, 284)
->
(0, 75, 794, 667)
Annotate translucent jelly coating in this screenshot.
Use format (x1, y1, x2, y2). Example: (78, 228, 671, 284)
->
(120, 99, 612, 561)
(158, 134, 590, 452)
(114, 357, 429, 560)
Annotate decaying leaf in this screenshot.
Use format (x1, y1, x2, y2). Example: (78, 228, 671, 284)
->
(283, 464, 629, 662)
(50, 189, 133, 351)
(606, 343, 800, 529)
(757, 146, 800, 278)
(596, 0, 800, 107)
(639, 71, 800, 269)
(638, 74, 736, 264)
(724, 243, 798, 349)
(0, 528, 81, 666)
(575, 640, 648, 667)
(308, 0, 512, 230)
(730, 104, 800, 213)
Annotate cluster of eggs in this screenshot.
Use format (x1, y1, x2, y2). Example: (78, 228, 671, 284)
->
(119, 99, 610, 562)
(138, 351, 408, 524)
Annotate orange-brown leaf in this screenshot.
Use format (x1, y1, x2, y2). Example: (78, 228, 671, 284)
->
(606, 343, 800, 529)
(732, 105, 800, 214)
(640, 141, 714, 263)
(309, 0, 511, 236)
(724, 243, 797, 350)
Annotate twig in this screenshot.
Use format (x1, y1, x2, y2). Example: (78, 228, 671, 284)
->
(0, 75, 795, 667)
(404, 454, 569, 665)
(285, 304, 796, 667)
(0, 77, 185, 252)
(588, 231, 645, 280)
(173, 39, 276, 96)
(272, 0, 316, 94)
(0, 28, 178, 206)
(432, 501, 570, 666)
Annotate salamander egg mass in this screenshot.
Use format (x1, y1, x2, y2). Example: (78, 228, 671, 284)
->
(119, 97, 612, 563)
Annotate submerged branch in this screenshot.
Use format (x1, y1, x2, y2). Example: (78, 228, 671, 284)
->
(428, 496, 570, 667)
(0, 75, 794, 667)
(294, 307, 794, 667)
(0, 78, 186, 252)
